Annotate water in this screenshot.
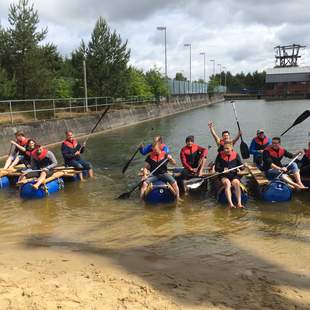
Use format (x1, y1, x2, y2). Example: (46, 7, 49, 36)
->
(0, 99, 309, 275)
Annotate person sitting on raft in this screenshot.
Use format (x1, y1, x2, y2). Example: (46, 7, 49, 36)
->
(262, 137, 307, 190)
(249, 129, 271, 167)
(299, 142, 310, 176)
(140, 142, 180, 201)
(19, 140, 58, 190)
(3, 131, 31, 169)
(180, 135, 208, 180)
(208, 122, 241, 152)
(61, 130, 94, 179)
(139, 135, 169, 155)
(215, 142, 245, 209)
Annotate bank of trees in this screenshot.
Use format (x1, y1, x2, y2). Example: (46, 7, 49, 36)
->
(0, 0, 168, 100)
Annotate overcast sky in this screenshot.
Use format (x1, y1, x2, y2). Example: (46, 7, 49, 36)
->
(1, 0, 310, 80)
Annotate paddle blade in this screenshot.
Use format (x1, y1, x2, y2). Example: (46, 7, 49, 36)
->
(186, 180, 204, 190)
(240, 141, 250, 159)
(122, 161, 131, 174)
(281, 110, 310, 136)
(118, 192, 131, 199)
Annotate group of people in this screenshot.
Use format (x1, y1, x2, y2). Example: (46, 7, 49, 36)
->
(3, 130, 93, 189)
(139, 125, 309, 208)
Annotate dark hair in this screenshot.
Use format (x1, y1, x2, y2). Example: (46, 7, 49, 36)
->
(186, 135, 194, 142)
(66, 130, 73, 135)
(15, 131, 25, 137)
(154, 135, 162, 143)
(272, 137, 281, 143)
(222, 130, 230, 136)
(26, 139, 40, 150)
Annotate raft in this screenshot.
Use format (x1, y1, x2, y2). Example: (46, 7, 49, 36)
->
(19, 171, 65, 199)
(62, 169, 89, 182)
(143, 179, 176, 205)
(247, 162, 292, 202)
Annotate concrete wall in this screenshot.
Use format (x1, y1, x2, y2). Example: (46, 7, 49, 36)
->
(0, 95, 224, 157)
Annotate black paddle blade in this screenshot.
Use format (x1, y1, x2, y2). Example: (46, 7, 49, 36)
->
(240, 141, 250, 159)
(281, 110, 310, 136)
(122, 162, 131, 174)
(118, 192, 131, 199)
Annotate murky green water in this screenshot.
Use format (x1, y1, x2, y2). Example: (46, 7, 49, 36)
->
(0, 99, 309, 271)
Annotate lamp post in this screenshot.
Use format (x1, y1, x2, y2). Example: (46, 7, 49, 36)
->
(184, 43, 192, 82)
(222, 66, 227, 92)
(217, 63, 222, 86)
(156, 26, 167, 77)
(83, 59, 88, 112)
(200, 52, 206, 82)
(210, 59, 215, 77)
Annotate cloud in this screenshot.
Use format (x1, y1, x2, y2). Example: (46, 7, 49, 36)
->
(0, 0, 309, 79)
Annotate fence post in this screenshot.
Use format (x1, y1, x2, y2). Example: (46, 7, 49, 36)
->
(52, 99, 56, 118)
(69, 98, 72, 116)
(95, 97, 98, 112)
(33, 100, 37, 121)
(9, 101, 13, 124)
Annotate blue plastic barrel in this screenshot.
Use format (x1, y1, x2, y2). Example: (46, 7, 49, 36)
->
(0, 176, 10, 189)
(144, 180, 176, 204)
(261, 180, 292, 202)
(20, 178, 64, 199)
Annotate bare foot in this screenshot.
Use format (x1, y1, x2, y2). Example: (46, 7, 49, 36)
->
(228, 204, 236, 209)
(32, 184, 39, 190)
(237, 204, 245, 209)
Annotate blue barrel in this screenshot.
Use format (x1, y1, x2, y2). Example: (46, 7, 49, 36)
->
(20, 178, 64, 199)
(261, 180, 292, 202)
(144, 180, 176, 205)
(0, 176, 10, 189)
(217, 185, 248, 205)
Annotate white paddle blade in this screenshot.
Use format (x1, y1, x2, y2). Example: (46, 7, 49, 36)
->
(186, 180, 204, 189)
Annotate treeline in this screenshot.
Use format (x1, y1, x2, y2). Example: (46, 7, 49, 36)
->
(208, 71, 266, 92)
(0, 0, 168, 100)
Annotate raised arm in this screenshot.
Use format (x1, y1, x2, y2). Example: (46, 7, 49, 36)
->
(208, 122, 221, 145)
(232, 131, 242, 145)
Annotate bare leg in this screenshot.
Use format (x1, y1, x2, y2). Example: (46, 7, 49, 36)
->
(222, 178, 235, 208)
(33, 171, 47, 190)
(232, 179, 244, 208)
(79, 172, 84, 181)
(281, 175, 304, 190)
(292, 171, 307, 189)
(197, 158, 207, 176)
(9, 156, 21, 169)
(171, 181, 180, 199)
(3, 156, 14, 169)
(140, 181, 148, 200)
(88, 169, 94, 178)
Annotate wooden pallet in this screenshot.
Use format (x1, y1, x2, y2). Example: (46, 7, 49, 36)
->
(246, 162, 269, 186)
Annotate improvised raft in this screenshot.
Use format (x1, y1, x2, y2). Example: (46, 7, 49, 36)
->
(0, 165, 89, 199)
(142, 164, 308, 205)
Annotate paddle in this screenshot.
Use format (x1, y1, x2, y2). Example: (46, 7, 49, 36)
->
(80, 105, 111, 150)
(280, 110, 310, 136)
(276, 153, 301, 180)
(231, 101, 250, 159)
(186, 164, 245, 189)
(118, 158, 169, 199)
(122, 143, 142, 174)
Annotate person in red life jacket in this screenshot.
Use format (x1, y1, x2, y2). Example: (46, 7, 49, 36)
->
(249, 129, 271, 166)
(180, 135, 209, 179)
(299, 142, 310, 176)
(208, 122, 241, 152)
(140, 142, 180, 200)
(139, 135, 170, 155)
(19, 142, 58, 190)
(3, 131, 31, 169)
(262, 137, 307, 190)
(61, 130, 94, 179)
(215, 142, 245, 208)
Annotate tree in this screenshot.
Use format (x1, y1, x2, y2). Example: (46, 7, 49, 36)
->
(128, 67, 152, 97)
(145, 67, 169, 101)
(0, 66, 16, 99)
(175, 72, 187, 81)
(72, 17, 131, 98)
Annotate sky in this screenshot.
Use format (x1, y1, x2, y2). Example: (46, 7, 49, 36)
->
(0, 0, 310, 81)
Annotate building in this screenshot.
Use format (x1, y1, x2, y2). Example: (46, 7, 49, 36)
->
(265, 44, 310, 98)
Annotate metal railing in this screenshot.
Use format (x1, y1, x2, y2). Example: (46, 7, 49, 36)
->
(0, 95, 157, 125)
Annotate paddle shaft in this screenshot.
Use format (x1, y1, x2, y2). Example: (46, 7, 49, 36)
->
(231, 101, 245, 142)
(276, 153, 301, 180)
(122, 144, 142, 174)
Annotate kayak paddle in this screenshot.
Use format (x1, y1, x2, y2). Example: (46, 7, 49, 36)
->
(186, 164, 244, 189)
(122, 143, 142, 174)
(231, 101, 250, 159)
(280, 110, 310, 136)
(118, 158, 169, 199)
(276, 153, 301, 180)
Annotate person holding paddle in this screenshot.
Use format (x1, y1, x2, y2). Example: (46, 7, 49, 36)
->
(262, 137, 307, 190)
(299, 142, 310, 176)
(249, 129, 271, 167)
(215, 142, 245, 209)
(139, 135, 170, 155)
(208, 122, 241, 152)
(61, 130, 94, 180)
(140, 141, 180, 201)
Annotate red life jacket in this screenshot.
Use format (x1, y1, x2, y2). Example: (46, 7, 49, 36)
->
(219, 139, 226, 146)
(305, 149, 310, 159)
(265, 145, 285, 158)
(31, 148, 48, 161)
(63, 139, 78, 149)
(254, 136, 269, 147)
(219, 150, 238, 162)
(149, 150, 167, 162)
(17, 137, 29, 147)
